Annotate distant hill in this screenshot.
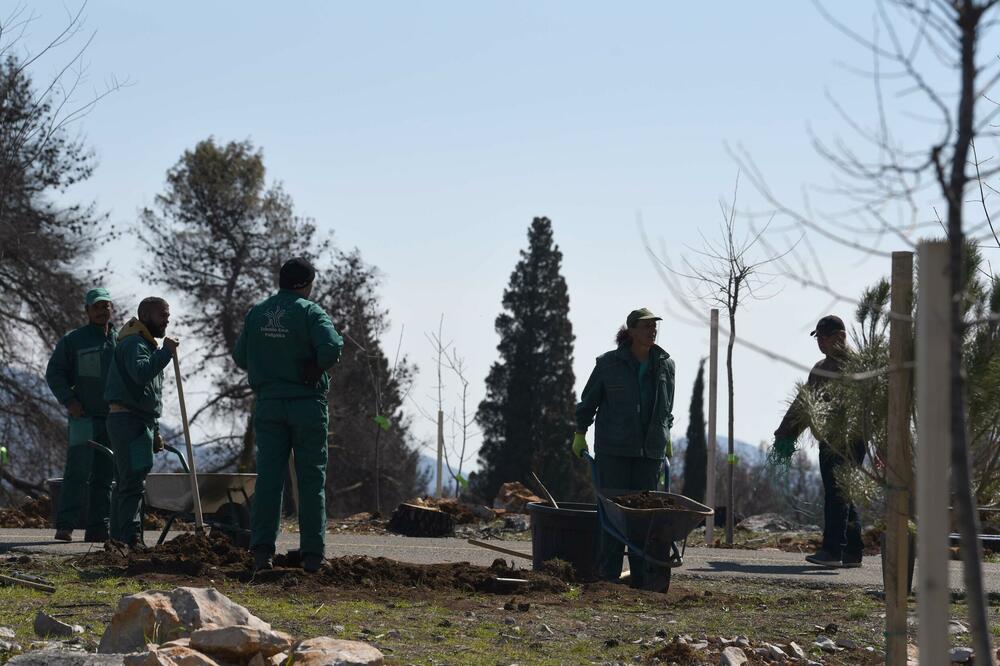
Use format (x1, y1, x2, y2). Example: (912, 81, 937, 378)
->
(671, 435, 766, 476)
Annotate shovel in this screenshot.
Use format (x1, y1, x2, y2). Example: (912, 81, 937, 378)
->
(172, 351, 205, 532)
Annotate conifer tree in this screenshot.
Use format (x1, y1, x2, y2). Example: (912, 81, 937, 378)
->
(683, 359, 708, 503)
(472, 218, 589, 501)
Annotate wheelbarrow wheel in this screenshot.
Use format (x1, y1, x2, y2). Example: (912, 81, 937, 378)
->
(210, 502, 251, 549)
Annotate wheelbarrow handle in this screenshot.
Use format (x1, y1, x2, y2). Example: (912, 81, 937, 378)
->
(86, 440, 114, 459)
(163, 444, 191, 474)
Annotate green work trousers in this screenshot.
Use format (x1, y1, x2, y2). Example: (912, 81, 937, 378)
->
(251, 397, 329, 556)
(107, 413, 155, 545)
(55, 417, 114, 536)
(595, 453, 668, 590)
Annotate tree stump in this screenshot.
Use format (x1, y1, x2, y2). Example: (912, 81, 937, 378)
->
(387, 503, 455, 537)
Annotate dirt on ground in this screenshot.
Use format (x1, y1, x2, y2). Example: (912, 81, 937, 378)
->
(0, 496, 51, 528)
(75, 532, 569, 596)
(613, 491, 683, 511)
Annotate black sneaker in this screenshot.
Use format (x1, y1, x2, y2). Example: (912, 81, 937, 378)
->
(841, 553, 863, 569)
(253, 550, 274, 573)
(302, 553, 324, 574)
(805, 548, 842, 568)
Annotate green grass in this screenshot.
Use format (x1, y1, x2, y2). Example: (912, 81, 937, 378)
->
(0, 555, 996, 665)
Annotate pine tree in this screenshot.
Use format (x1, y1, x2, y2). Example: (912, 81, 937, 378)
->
(683, 359, 708, 503)
(472, 217, 589, 501)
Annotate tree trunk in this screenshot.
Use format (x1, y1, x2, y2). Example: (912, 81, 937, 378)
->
(945, 4, 994, 663)
(238, 409, 255, 472)
(726, 310, 736, 545)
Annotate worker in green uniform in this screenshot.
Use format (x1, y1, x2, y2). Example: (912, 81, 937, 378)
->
(573, 308, 676, 590)
(233, 257, 344, 574)
(45, 288, 118, 542)
(104, 297, 177, 547)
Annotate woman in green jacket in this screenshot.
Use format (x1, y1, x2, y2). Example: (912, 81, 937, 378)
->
(572, 308, 675, 588)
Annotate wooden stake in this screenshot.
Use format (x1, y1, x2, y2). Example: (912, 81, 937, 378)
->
(172, 353, 204, 532)
(706, 309, 719, 546)
(436, 409, 444, 498)
(916, 241, 950, 666)
(886, 251, 914, 666)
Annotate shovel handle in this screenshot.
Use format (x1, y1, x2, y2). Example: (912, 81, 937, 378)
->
(173, 353, 204, 532)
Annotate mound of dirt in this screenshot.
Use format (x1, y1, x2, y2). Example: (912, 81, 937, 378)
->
(538, 557, 576, 583)
(612, 491, 682, 511)
(79, 530, 251, 576)
(258, 556, 568, 595)
(0, 496, 51, 528)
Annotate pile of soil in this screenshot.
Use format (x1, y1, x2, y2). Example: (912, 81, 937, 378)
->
(613, 491, 682, 511)
(258, 556, 568, 594)
(0, 496, 51, 528)
(79, 530, 251, 577)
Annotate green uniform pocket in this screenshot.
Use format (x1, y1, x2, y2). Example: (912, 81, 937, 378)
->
(77, 347, 103, 378)
(68, 417, 94, 447)
(128, 427, 154, 472)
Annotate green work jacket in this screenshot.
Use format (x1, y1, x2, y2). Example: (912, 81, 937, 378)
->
(232, 289, 344, 400)
(575, 344, 675, 459)
(103, 319, 173, 422)
(45, 323, 118, 418)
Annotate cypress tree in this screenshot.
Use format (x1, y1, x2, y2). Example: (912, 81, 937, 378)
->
(683, 359, 708, 503)
(472, 217, 589, 501)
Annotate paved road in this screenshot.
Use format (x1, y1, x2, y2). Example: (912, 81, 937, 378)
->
(1, 529, 996, 592)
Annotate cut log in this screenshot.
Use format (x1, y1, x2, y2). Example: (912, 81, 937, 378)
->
(387, 502, 455, 537)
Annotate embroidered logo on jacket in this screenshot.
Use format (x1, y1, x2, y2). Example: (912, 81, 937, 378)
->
(261, 306, 289, 339)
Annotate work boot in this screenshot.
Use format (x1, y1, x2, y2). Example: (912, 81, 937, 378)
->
(805, 548, 842, 568)
(302, 552, 324, 574)
(253, 549, 274, 573)
(841, 552, 863, 569)
(53, 530, 72, 542)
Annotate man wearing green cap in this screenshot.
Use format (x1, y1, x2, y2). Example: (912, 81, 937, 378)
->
(45, 288, 118, 542)
(573, 308, 675, 590)
(104, 296, 178, 547)
(233, 257, 344, 574)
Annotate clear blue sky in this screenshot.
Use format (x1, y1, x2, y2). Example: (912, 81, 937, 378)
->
(18, 2, 959, 469)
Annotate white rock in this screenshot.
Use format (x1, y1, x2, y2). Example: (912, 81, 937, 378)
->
(99, 588, 270, 655)
(719, 646, 748, 666)
(788, 641, 806, 659)
(290, 637, 384, 665)
(157, 645, 222, 666)
(949, 646, 973, 663)
(0, 628, 16, 639)
(189, 625, 293, 660)
(736, 636, 750, 648)
(122, 652, 177, 666)
(8, 652, 125, 665)
(948, 620, 969, 635)
(814, 636, 838, 653)
(766, 643, 788, 661)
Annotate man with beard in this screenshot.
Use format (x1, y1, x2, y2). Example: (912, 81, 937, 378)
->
(104, 297, 178, 547)
(45, 288, 118, 542)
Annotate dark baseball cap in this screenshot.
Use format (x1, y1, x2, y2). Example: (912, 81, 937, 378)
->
(810, 315, 846, 337)
(627, 308, 662, 328)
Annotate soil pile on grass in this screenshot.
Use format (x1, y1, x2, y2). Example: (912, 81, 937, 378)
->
(0, 496, 51, 528)
(79, 530, 251, 576)
(258, 555, 568, 594)
(613, 491, 682, 511)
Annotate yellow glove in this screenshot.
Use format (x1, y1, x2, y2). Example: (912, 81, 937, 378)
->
(571, 433, 589, 458)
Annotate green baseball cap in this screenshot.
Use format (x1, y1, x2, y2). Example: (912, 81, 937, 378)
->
(85, 288, 112, 306)
(626, 307, 662, 328)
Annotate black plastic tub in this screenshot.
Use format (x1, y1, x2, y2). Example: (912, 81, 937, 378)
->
(527, 501, 599, 581)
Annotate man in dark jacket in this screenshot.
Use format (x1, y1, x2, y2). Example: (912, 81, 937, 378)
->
(774, 314, 865, 568)
(573, 308, 675, 589)
(45, 288, 118, 542)
(104, 297, 178, 547)
(233, 258, 344, 574)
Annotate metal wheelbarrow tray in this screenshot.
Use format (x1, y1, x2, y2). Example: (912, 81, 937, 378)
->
(597, 489, 713, 569)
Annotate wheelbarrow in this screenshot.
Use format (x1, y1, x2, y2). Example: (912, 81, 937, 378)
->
(583, 452, 712, 593)
(88, 441, 256, 547)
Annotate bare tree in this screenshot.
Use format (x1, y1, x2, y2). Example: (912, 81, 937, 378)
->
(646, 176, 790, 543)
(727, 1, 1000, 659)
